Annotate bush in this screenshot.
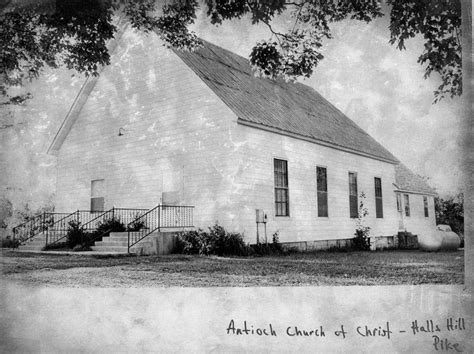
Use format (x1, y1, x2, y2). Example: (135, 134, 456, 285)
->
(82, 217, 127, 246)
(66, 220, 87, 248)
(174, 230, 202, 254)
(174, 224, 248, 256)
(1, 237, 20, 248)
(95, 217, 126, 236)
(43, 241, 69, 251)
(352, 192, 371, 251)
(353, 228, 371, 251)
(250, 231, 283, 256)
(127, 214, 147, 232)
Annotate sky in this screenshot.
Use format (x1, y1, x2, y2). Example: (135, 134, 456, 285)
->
(0, 4, 467, 217)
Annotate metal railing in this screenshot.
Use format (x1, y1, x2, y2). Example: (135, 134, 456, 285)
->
(45, 211, 80, 245)
(12, 212, 70, 245)
(127, 205, 194, 253)
(79, 207, 149, 247)
(12, 206, 193, 251)
(44, 208, 150, 247)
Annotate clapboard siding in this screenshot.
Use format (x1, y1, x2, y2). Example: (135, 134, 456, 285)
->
(55, 28, 240, 227)
(400, 194, 436, 240)
(224, 123, 400, 243)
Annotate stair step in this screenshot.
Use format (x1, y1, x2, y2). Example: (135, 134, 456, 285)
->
(90, 246, 128, 253)
(19, 245, 45, 251)
(95, 240, 129, 246)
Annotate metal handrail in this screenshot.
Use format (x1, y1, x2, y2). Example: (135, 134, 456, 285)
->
(80, 207, 150, 247)
(81, 208, 114, 231)
(13, 212, 70, 245)
(45, 210, 80, 246)
(127, 205, 194, 253)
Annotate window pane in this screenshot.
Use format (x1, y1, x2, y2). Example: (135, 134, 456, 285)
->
(424, 196, 429, 217)
(374, 177, 382, 197)
(317, 167, 328, 217)
(318, 191, 328, 217)
(317, 167, 327, 192)
(91, 179, 105, 198)
(91, 197, 104, 212)
(349, 172, 357, 196)
(349, 173, 358, 217)
(375, 177, 383, 218)
(404, 194, 410, 216)
(274, 159, 289, 216)
(376, 198, 383, 218)
(350, 195, 358, 218)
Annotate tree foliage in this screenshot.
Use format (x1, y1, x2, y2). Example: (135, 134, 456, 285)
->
(0, 0, 462, 105)
(435, 192, 464, 237)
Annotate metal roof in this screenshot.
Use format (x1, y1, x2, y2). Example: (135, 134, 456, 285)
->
(174, 40, 399, 164)
(394, 163, 437, 195)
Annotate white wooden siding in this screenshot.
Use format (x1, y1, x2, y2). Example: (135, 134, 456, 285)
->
(55, 28, 240, 228)
(223, 123, 401, 243)
(399, 194, 437, 240)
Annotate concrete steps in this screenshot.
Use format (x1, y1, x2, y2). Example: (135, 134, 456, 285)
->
(91, 232, 151, 254)
(18, 233, 47, 251)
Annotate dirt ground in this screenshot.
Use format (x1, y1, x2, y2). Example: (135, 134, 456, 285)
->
(0, 249, 464, 287)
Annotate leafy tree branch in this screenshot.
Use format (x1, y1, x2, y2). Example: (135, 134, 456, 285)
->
(0, 0, 462, 106)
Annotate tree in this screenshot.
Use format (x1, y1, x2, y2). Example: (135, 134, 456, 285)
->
(0, 0, 462, 106)
(435, 192, 464, 239)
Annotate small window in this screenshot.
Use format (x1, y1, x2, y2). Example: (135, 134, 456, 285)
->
(396, 193, 402, 212)
(374, 177, 383, 218)
(91, 179, 105, 212)
(404, 194, 410, 217)
(316, 166, 328, 217)
(274, 159, 289, 216)
(423, 196, 429, 217)
(349, 172, 358, 218)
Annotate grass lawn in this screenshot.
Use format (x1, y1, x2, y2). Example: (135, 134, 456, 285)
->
(0, 249, 464, 287)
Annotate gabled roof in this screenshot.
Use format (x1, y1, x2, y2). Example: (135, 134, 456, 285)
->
(174, 40, 399, 164)
(394, 163, 437, 195)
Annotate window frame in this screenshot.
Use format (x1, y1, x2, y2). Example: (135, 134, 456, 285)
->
(274, 158, 290, 217)
(374, 177, 383, 218)
(396, 193, 402, 212)
(348, 171, 358, 218)
(423, 196, 429, 217)
(90, 179, 105, 212)
(404, 194, 410, 217)
(316, 166, 328, 217)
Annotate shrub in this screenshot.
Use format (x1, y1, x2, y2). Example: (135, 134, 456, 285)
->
(353, 228, 371, 251)
(174, 224, 249, 256)
(66, 220, 87, 248)
(1, 237, 20, 248)
(353, 192, 371, 251)
(95, 217, 126, 236)
(250, 231, 284, 256)
(127, 214, 147, 232)
(174, 230, 202, 254)
(43, 241, 69, 251)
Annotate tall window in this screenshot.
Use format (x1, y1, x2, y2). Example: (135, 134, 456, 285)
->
(274, 159, 289, 216)
(374, 177, 383, 218)
(404, 194, 410, 217)
(396, 193, 402, 212)
(316, 166, 328, 217)
(349, 172, 358, 218)
(423, 196, 429, 217)
(91, 179, 105, 212)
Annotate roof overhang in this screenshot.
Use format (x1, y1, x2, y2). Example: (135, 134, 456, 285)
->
(238, 119, 399, 165)
(392, 183, 438, 196)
